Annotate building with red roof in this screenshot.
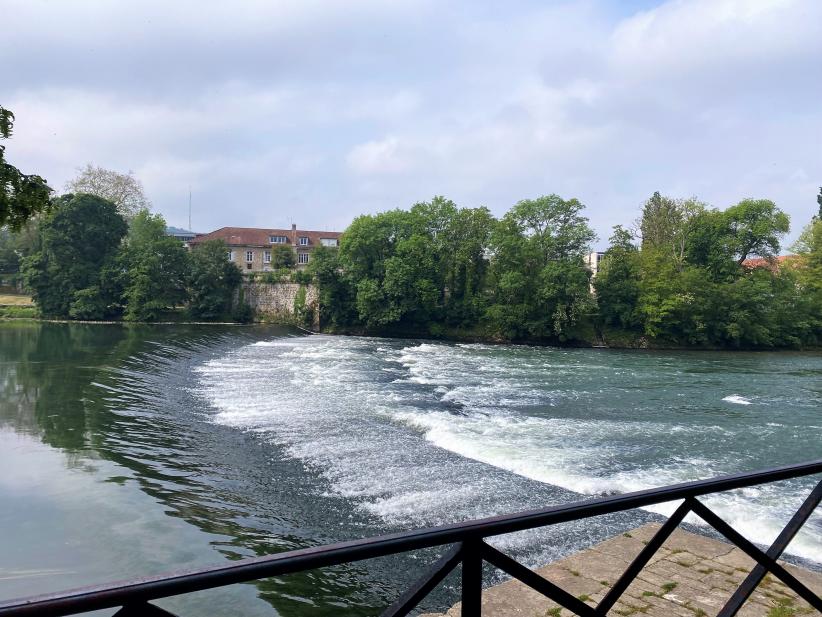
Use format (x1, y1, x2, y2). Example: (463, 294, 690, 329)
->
(189, 224, 342, 271)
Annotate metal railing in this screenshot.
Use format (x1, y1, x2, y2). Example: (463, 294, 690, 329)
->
(1, 460, 820, 617)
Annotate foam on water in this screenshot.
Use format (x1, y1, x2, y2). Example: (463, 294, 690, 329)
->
(196, 336, 822, 564)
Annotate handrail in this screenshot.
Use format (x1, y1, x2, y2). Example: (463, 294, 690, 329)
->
(1, 459, 820, 617)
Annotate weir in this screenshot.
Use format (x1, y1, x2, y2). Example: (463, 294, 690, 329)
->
(0, 460, 819, 617)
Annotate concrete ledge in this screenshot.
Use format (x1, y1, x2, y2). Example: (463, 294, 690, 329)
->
(421, 523, 821, 617)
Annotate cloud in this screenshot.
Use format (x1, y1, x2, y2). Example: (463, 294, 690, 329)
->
(3, 0, 820, 245)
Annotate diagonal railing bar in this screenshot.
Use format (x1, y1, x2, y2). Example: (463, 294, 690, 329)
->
(480, 542, 596, 617)
(112, 602, 179, 617)
(718, 479, 822, 617)
(0, 460, 818, 617)
(687, 498, 822, 612)
(380, 543, 463, 617)
(595, 499, 692, 615)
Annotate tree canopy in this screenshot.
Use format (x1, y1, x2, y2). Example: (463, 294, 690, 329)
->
(65, 164, 150, 218)
(0, 107, 52, 230)
(22, 193, 128, 318)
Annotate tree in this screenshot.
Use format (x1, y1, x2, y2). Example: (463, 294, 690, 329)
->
(119, 210, 189, 321)
(187, 240, 243, 320)
(271, 244, 296, 269)
(0, 107, 52, 229)
(817, 187, 822, 221)
(65, 164, 150, 218)
(486, 194, 596, 339)
(594, 226, 641, 331)
(22, 194, 128, 318)
(723, 198, 789, 264)
(307, 245, 356, 329)
(638, 192, 704, 270)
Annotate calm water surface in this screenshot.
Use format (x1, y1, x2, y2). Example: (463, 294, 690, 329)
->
(0, 323, 820, 615)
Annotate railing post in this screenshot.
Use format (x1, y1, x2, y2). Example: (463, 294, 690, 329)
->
(461, 540, 483, 616)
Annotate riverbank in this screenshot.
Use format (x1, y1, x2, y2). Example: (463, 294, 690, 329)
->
(422, 523, 821, 617)
(2, 313, 821, 351)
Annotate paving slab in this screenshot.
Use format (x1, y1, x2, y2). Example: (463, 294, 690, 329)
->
(421, 523, 821, 616)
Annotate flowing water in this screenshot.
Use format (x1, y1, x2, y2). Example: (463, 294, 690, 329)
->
(0, 323, 820, 616)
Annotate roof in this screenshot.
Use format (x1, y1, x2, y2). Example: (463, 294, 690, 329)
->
(741, 255, 799, 270)
(166, 226, 196, 235)
(189, 226, 343, 248)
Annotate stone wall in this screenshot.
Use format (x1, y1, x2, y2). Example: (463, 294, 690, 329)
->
(241, 281, 319, 329)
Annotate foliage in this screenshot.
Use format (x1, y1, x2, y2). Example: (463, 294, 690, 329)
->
(119, 210, 190, 321)
(594, 226, 641, 331)
(187, 240, 243, 320)
(485, 195, 596, 340)
(271, 244, 295, 269)
(65, 164, 150, 219)
(0, 107, 52, 230)
(22, 194, 128, 319)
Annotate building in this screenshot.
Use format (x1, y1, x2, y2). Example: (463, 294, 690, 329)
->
(165, 227, 198, 245)
(584, 251, 605, 277)
(741, 255, 799, 271)
(188, 224, 342, 271)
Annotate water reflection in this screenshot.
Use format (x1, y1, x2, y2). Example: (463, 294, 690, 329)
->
(0, 323, 454, 616)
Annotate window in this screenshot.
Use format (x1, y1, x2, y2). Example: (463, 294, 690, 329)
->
(298, 252, 309, 264)
(320, 238, 339, 247)
(246, 251, 254, 262)
(299, 236, 309, 246)
(264, 250, 271, 263)
(227, 250, 235, 261)
(246, 263, 252, 270)
(270, 235, 287, 244)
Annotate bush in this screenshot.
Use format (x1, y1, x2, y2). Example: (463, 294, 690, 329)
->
(291, 269, 312, 284)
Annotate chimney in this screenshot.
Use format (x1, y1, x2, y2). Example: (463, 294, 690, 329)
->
(291, 223, 297, 247)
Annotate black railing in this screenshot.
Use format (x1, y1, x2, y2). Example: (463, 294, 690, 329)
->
(1, 460, 820, 617)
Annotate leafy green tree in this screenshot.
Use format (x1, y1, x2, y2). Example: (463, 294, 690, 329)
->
(271, 244, 296, 269)
(307, 245, 356, 329)
(119, 210, 189, 321)
(486, 194, 595, 340)
(22, 194, 128, 318)
(638, 192, 704, 271)
(594, 226, 641, 331)
(0, 107, 52, 230)
(723, 198, 789, 264)
(340, 209, 426, 327)
(0, 228, 20, 278)
(817, 187, 821, 220)
(187, 239, 243, 320)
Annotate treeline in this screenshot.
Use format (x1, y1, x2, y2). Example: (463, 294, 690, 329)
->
(9, 193, 249, 322)
(309, 193, 822, 348)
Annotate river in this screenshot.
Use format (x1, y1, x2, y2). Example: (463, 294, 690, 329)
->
(0, 322, 820, 615)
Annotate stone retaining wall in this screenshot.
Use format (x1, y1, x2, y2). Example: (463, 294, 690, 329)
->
(240, 281, 319, 329)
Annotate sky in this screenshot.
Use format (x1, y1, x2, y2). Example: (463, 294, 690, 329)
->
(3, 0, 821, 248)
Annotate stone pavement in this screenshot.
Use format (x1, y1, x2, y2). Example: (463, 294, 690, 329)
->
(421, 523, 821, 617)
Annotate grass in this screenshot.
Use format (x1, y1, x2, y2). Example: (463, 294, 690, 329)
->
(577, 594, 591, 602)
(0, 293, 33, 306)
(0, 305, 38, 318)
(545, 608, 562, 617)
(623, 532, 633, 538)
(568, 569, 581, 577)
(661, 582, 678, 594)
(767, 605, 797, 617)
